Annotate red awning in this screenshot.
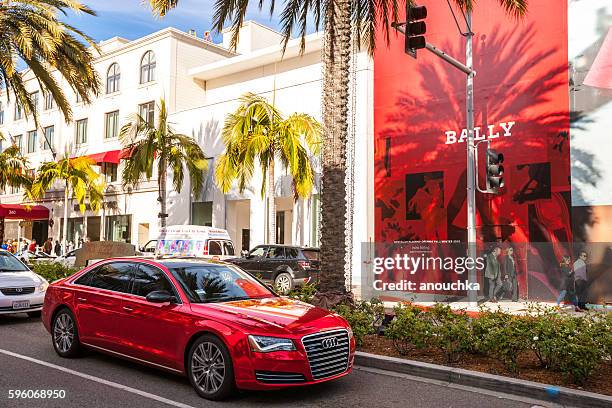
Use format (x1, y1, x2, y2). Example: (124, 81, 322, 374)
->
(87, 150, 121, 164)
(0, 204, 49, 220)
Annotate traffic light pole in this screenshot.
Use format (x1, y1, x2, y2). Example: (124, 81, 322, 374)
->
(465, 12, 478, 304)
(394, 11, 479, 305)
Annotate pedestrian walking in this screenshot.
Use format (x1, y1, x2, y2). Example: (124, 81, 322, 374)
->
(28, 239, 37, 252)
(43, 238, 53, 255)
(502, 246, 519, 301)
(573, 251, 589, 310)
(54, 240, 61, 256)
(557, 255, 580, 311)
(485, 246, 503, 302)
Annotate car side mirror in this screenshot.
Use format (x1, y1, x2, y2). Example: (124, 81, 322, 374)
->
(146, 290, 177, 304)
(241, 250, 249, 258)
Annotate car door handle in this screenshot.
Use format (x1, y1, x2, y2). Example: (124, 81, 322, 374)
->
(123, 306, 134, 312)
(77, 297, 87, 303)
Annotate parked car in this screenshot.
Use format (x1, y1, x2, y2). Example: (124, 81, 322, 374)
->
(139, 239, 157, 254)
(228, 245, 320, 293)
(42, 257, 354, 400)
(53, 249, 77, 268)
(0, 250, 49, 317)
(15, 250, 55, 265)
(155, 225, 236, 260)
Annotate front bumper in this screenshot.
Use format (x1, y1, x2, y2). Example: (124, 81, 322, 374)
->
(0, 292, 45, 315)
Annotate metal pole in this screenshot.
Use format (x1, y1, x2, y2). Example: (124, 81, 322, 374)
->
(465, 12, 478, 304)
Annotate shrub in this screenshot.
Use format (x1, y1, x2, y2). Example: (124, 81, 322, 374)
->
(31, 262, 78, 282)
(286, 282, 318, 304)
(334, 299, 384, 347)
(426, 304, 472, 363)
(385, 303, 432, 355)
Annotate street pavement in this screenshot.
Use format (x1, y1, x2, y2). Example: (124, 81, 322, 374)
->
(0, 314, 553, 408)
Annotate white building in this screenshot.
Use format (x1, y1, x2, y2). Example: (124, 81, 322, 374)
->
(0, 21, 374, 285)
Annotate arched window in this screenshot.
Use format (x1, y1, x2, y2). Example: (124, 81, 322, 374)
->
(140, 51, 156, 84)
(106, 63, 120, 94)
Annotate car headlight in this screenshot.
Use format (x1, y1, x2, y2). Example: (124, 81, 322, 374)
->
(248, 335, 296, 352)
(37, 281, 49, 293)
(347, 326, 354, 339)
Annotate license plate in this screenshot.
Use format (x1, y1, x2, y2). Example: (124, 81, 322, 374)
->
(12, 300, 30, 310)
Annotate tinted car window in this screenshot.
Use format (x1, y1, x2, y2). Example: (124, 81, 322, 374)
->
(302, 250, 319, 260)
(285, 248, 300, 259)
(266, 247, 285, 258)
(209, 241, 222, 255)
(169, 264, 273, 303)
(223, 241, 235, 256)
(131, 264, 174, 298)
(250, 247, 266, 257)
(81, 262, 133, 293)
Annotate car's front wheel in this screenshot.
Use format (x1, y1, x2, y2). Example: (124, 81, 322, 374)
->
(187, 334, 236, 400)
(52, 309, 81, 358)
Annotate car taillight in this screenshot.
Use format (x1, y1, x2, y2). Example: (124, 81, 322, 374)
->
(202, 243, 209, 255)
(298, 260, 310, 269)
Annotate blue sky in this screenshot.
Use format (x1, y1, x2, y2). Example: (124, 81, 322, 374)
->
(69, 0, 299, 43)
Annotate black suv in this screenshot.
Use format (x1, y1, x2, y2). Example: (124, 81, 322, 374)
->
(228, 245, 320, 293)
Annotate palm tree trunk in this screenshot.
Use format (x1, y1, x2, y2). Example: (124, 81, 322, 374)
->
(316, 0, 352, 302)
(268, 160, 276, 243)
(62, 183, 69, 254)
(159, 158, 168, 229)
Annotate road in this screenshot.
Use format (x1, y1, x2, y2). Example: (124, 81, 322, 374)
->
(0, 314, 553, 408)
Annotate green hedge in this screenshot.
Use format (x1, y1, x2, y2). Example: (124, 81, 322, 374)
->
(30, 262, 79, 283)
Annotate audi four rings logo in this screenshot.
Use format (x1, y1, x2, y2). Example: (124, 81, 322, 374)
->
(321, 337, 338, 349)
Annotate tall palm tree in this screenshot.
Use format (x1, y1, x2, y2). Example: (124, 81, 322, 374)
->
(30, 156, 104, 252)
(147, 0, 527, 304)
(0, 133, 33, 241)
(119, 98, 209, 229)
(215, 92, 322, 244)
(0, 0, 100, 123)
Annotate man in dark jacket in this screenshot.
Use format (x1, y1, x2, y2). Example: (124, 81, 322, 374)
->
(502, 247, 519, 301)
(485, 246, 502, 302)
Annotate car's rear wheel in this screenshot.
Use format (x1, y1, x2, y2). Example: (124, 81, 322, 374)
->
(27, 311, 41, 318)
(187, 334, 235, 400)
(274, 272, 294, 294)
(52, 309, 81, 358)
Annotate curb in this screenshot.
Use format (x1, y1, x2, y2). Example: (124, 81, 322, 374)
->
(355, 351, 612, 408)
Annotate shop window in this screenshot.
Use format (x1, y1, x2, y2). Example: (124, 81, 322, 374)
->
(192, 201, 213, 226)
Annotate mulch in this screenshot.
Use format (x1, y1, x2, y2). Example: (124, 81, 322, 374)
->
(359, 334, 612, 396)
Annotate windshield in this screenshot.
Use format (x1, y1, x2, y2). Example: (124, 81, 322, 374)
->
(168, 264, 274, 303)
(0, 252, 29, 272)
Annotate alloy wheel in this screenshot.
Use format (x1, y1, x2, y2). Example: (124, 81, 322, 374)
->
(191, 342, 226, 395)
(275, 274, 292, 293)
(53, 313, 74, 353)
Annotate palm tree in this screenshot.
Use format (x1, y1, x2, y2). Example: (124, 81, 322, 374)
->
(215, 92, 322, 243)
(0, 0, 100, 123)
(147, 0, 527, 304)
(0, 133, 33, 241)
(30, 156, 104, 252)
(119, 98, 209, 229)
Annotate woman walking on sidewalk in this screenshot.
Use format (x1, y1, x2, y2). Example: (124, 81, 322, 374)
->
(556, 255, 580, 311)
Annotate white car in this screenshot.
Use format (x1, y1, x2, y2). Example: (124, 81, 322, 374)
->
(53, 249, 77, 268)
(0, 250, 49, 317)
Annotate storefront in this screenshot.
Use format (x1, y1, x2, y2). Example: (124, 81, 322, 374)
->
(373, 0, 612, 303)
(0, 204, 50, 243)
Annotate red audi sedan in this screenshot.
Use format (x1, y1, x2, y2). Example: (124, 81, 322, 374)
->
(42, 258, 355, 400)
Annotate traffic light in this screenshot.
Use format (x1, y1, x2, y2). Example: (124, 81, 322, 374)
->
(486, 148, 504, 193)
(406, 5, 427, 55)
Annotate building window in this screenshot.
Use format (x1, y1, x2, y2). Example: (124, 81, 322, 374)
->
(105, 110, 119, 139)
(14, 134, 23, 154)
(140, 51, 156, 84)
(43, 126, 54, 150)
(14, 102, 23, 120)
(138, 101, 155, 126)
(105, 215, 131, 243)
(76, 92, 82, 103)
(106, 63, 120, 94)
(44, 92, 54, 110)
(27, 130, 37, 153)
(0, 101, 4, 124)
(101, 162, 118, 183)
(30, 91, 39, 113)
(75, 118, 88, 144)
(191, 201, 213, 226)
(276, 211, 285, 244)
